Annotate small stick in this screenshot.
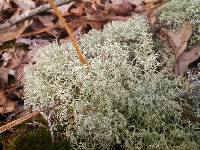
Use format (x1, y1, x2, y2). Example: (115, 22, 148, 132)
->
(47, 0, 87, 64)
(1, 85, 22, 93)
(0, 0, 75, 30)
(21, 24, 58, 37)
(0, 103, 60, 133)
(0, 111, 40, 133)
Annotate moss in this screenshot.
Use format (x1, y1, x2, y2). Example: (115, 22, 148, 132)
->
(1, 117, 71, 150)
(0, 41, 15, 51)
(157, 0, 200, 47)
(24, 17, 200, 149)
(8, 129, 70, 150)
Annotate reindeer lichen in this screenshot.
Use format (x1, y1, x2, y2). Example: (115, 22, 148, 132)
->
(24, 17, 199, 149)
(158, 0, 200, 47)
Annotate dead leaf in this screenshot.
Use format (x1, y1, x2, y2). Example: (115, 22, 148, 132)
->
(128, 0, 143, 5)
(147, 9, 156, 25)
(16, 38, 32, 45)
(87, 21, 103, 30)
(144, 0, 162, 4)
(111, 0, 145, 15)
(0, 91, 6, 106)
(0, 91, 16, 114)
(0, 67, 9, 88)
(129, 0, 144, 12)
(144, 0, 163, 25)
(0, 20, 32, 42)
(9, 51, 27, 69)
(110, 0, 134, 16)
(70, 3, 86, 16)
(161, 22, 193, 59)
(13, 0, 36, 10)
(24, 38, 49, 65)
(175, 45, 200, 76)
(37, 15, 54, 26)
(1, 51, 12, 66)
(111, 0, 123, 5)
(0, 100, 16, 114)
(0, 0, 11, 10)
(58, 1, 76, 16)
(0, 46, 31, 84)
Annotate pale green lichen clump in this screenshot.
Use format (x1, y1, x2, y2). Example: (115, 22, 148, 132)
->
(158, 0, 200, 46)
(25, 17, 199, 149)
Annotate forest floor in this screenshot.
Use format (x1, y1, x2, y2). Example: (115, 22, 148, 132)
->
(0, 0, 199, 149)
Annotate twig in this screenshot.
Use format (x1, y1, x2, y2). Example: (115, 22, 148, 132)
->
(47, 0, 87, 64)
(21, 24, 58, 37)
(0, 0, 75, 31)
(0, 111, 40, 133)
(0, 103, 60, 133)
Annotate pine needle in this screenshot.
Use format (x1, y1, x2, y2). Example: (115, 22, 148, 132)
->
(47, 0, 87, 64)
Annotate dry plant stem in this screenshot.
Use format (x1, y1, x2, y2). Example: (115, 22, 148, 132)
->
(21, 24, 58, 37)
(47, 0, 87, 64)
(0, 0, 75, 31)
(0, 103, 60, 133)
(0, 111, 40, 133)
(1, 85, 22, 93)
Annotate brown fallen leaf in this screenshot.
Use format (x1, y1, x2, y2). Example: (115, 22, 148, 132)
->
(4, 48, 28, 70)
(0, 91, 6, 106)
(0, 91, 16, 114)
(144, 0, 162, 4)
(111, 0, 123, 5)
(144, 0, 164, 25)
(0, 0, 11, 10)
(161, 22, 193, 59)
(70, 3, 86, 16)
(110, 0, 135, 16)
(0, 100, 16, 114)
(37, 15, 54, 26)
(0, 20, 31, 42)
(175, 45, 200, 76)
(128, 0, 144, 13)
(13, 0, 36, 10)
(0, 67, 9, 88)
(3, 47, 32, 83)
(148, 11, 156, 25)
(87, 21, 103, 30)
(111, 0, 143, 6)
(58, 1, 75, 16)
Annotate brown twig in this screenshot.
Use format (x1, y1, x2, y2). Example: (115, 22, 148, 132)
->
(47, 0, 87, 64)
(0, 0, 75, 31)
(0, 111, 40, 133)
(21, 24, 58, 37)
(0, 103, 60, 133)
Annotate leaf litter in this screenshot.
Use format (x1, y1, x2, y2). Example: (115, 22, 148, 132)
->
(0, 0, 199, 137)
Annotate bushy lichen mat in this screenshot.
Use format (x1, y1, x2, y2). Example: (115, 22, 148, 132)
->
(158, 0, 200, 47)
(25, 17, 200, 149)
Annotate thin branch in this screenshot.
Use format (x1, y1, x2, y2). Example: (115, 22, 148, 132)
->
(0, 111, 40, 133)
(0, 0, 75, 31)
(0, 103, 60, 133)
(47, 0, 87, 64)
